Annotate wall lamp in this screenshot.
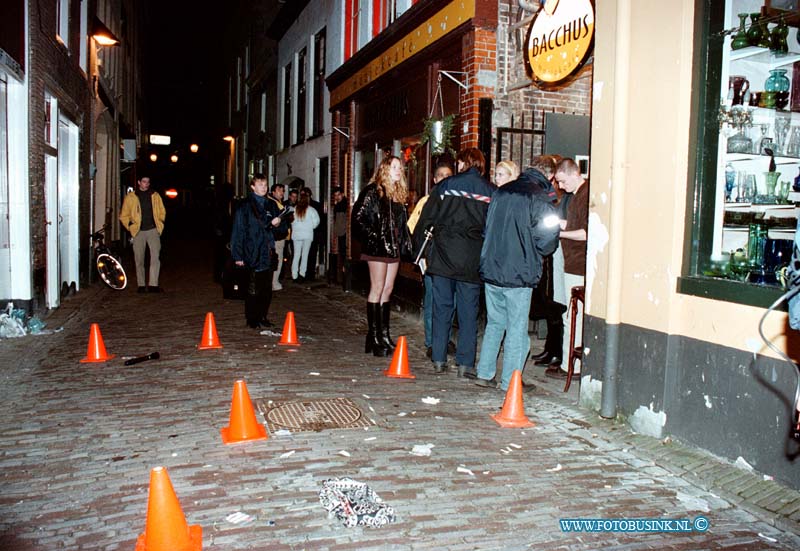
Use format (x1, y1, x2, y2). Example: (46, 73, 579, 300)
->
(223, 135, 234, 142)
(190, 143, 199, 153)
(170, 154, 179, 163)
(149, 153, 158, 162)
(92, 16, 120, 47)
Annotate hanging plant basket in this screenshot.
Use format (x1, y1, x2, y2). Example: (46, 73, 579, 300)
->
(420, 114, 456, 156)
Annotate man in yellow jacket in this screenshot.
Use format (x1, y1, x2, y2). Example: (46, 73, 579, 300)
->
(119, 175, 166, 293)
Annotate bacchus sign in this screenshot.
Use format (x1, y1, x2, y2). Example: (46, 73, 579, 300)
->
(525, 0, 595, 84)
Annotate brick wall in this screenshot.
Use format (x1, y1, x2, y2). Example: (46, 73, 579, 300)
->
(460, 28, 497, 150)
(28, 0, 92, 308)
(492, 0, 593, 169)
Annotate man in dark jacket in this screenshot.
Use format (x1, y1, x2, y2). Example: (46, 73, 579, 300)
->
(414, 148, 496, 376)
(230, 174, 289, 329)
(474, 167, 561, 391)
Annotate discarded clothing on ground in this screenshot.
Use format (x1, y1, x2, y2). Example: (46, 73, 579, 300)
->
(319, 477, 396, 528)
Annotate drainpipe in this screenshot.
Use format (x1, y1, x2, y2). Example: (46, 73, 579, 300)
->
(600, 0, 631, 420)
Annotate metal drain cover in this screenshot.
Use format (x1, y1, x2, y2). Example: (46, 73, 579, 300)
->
(257, 397, 373, 434)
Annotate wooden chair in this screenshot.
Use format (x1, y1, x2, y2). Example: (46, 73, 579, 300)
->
(564, 285, 585, 392)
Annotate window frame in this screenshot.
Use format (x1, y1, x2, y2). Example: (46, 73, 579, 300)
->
(678, 0, 786, 308)
(57, 0, 70, 49)
(296, 47, 307, 144)
(312, 28, 326, 138)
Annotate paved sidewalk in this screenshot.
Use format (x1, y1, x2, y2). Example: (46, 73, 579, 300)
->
(1, 238, 799, 550)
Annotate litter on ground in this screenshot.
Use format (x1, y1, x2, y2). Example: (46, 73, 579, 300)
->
(410, 443, 434, 457)
(319, 477, 396, 528)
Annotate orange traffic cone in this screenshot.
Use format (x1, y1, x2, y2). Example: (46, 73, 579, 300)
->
(135, 466, 202, 551)
(278, 311, 299, 346)
(220, 380, 268, 444)
(197, 312, 223, 350)
(491, 370, 535, 428)
(80, 323, 115, 363)
(384, 336, 415, 379)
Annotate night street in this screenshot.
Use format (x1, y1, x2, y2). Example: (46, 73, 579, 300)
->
(0, 237, 799, 550)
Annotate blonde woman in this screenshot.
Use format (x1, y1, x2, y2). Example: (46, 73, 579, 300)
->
(352, 156, 411, 356)
(494, 160, 520, 187)
(290, 189, 320, 282)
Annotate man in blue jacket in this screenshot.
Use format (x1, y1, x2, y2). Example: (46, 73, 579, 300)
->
(414, 148, 495, 377)
(230, 174, 289, 329)
(474, 165, 561, 391)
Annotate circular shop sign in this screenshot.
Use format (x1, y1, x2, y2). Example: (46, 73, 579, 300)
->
(525, 0, 595, 84)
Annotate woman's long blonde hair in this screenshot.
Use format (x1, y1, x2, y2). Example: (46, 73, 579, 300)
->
(371, 155, 408, 204)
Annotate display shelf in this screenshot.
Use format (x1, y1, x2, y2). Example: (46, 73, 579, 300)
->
(725, 152, 800, 162)
(730, 46, 800, 67)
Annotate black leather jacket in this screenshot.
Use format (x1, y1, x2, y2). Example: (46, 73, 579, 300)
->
(352, 183, 411, 259)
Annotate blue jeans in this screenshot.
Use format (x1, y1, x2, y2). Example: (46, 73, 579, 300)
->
(424, 273, 454, 348)
(431, 275, 481, 367)
(476, 284, 533, 391)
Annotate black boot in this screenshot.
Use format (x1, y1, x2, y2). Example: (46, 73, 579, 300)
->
(380, 302, 396, 351)
(365, 302, 389, 356)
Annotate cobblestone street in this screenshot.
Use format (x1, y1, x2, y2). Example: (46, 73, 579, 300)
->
(1, 238, 800, 550)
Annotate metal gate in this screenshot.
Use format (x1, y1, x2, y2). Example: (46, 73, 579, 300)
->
(494, 110, 547, 168)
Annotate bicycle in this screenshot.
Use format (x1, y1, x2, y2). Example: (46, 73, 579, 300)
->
(91, 227, 128, 290)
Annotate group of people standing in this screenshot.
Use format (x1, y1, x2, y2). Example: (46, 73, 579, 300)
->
(219, 148, 587, 393)
(351, 148, 588, 392)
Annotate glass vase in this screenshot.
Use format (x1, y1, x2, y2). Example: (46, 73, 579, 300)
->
(732, 13, 750, 50)
(770, 15, 789, 53)
(747, 13, 770, 48)
(765, 69, 790, 92)
(764, 171, 781, 197)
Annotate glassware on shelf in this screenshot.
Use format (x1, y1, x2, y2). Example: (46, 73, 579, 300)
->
(765, 69, 790, 93)
(732, 13, 750, 50)
(720, 105, 753, 153)
(755, 123, 771, 154)
(779, 180, 792, 202)
(747, 13, 770, 48)
(725, 163, 736, 201)
(764, 171, 781, 198)
(746, 223, 769, 283)
(774, 115, 791, 155)
(787, 126, 800, 157)
(770, 15, 790, 54)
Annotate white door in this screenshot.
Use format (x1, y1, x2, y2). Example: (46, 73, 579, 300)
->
(44, 153, 59, 308)
(57, 116, 80, 293)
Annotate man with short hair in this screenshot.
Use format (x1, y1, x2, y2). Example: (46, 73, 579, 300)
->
(475, 165, 561, 391)
(269, 183, 287, 290)
(547, 158, 588, 380)
(408, 161, 454, 358)
(230, 174, 289, 329)
(119, 175, 166, 293)
(414, 148, 495, 377)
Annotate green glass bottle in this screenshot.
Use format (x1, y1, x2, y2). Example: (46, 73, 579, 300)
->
(732, 13, 750, 50)
(747, 13, 770, 48)
(770, 15, 789, 53)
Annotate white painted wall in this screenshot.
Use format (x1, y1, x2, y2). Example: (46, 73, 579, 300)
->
(275, 0, 342, 198)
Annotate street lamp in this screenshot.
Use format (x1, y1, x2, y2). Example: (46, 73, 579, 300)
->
(91, 16, 120, 47)
(149, 153, 157, 162)
(170, 154, 179, 163)
(223, 135, 234, 142)
(190, 143, 199, 153)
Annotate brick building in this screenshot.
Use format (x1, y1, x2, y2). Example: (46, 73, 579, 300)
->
(0, 0, 143, 314)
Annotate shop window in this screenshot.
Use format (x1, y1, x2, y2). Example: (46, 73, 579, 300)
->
(297, 48, 307, 144)
(312, 28, 326, 137)
(680, 0, 799, 307)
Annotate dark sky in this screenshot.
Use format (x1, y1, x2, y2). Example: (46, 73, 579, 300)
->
(141, 0, 231, 142)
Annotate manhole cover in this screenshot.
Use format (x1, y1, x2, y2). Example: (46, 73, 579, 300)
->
(257, 397, 373, 434)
